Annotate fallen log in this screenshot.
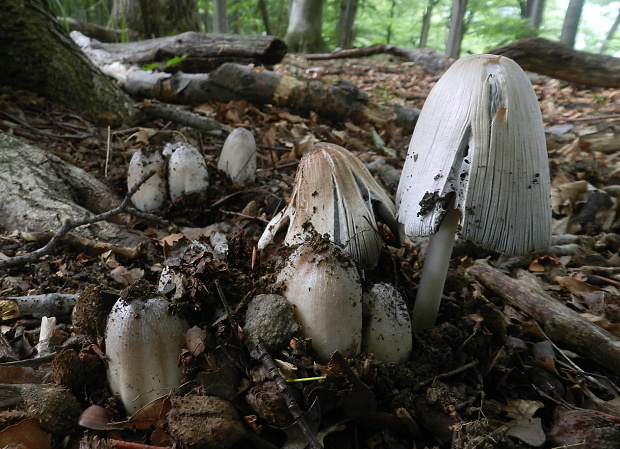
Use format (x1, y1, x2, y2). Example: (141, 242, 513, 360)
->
(489, 38, 620, 88)
(93, 31, 288, 72)
(125, 63, 421, 131)
(468, 262, 620, 374)
(306, 44, 452, 74)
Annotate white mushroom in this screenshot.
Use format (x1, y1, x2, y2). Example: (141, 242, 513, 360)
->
(127, 148, 167, 211)
(105, 292, 188, 415)
(396, 54, 551, 331)
(277, 240, 362, 360)
(259, 142, 403, 270)
(362, 283, 412, 363)
(163, 142, 209, 202)
(217, 128, 257, 184)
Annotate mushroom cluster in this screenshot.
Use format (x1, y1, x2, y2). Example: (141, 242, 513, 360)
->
(126, 129, 258, 212)
(259, 142, 410, 361)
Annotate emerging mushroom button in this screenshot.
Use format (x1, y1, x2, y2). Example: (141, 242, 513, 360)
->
(396, 54, 551, 331)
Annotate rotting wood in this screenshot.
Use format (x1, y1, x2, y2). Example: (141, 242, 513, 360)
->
(4, 294, 78, 321)
(94, 31, 288, 72)
(489, 38, 620, 88)
(123, 63, 421, 131)
(306, 44, 452, 74)
(468, 261, 620, 374)
(140, 103, 230, 135)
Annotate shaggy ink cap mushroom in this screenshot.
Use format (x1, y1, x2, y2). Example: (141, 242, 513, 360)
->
(258, 142, 403, 270)
(396, 54, 551, 331)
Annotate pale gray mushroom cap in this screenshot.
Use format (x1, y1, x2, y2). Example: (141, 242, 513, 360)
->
(258, 142, 403, 270)
(396, 54, 551, 255)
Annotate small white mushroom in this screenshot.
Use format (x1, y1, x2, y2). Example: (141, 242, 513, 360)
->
(105, 292, 188, 415)
(217, 128, 257, 184)
(163, 142, 209, 202)
(259, 142, 403, 270)
(277, 240, 362, 360)
(362, 283, 412, 363)
(127, 148, 167, 211)
(396, 54, 551, 331)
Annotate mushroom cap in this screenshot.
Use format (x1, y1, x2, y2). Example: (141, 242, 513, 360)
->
(396, 54, 551, 255)
(258, 142, 403, 270)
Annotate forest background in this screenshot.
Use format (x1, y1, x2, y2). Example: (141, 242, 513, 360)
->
(52, 0, 620, 59)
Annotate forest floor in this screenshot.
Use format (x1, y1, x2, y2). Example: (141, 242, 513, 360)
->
(1, 53, 620, 449)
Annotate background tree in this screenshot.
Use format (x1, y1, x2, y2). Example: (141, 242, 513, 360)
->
(0, 0, 134, 124)
(285, 0, 327, 52)
(446, 0, 468, 57)
(599, 6, 620, 53)
(213, 0, 228, 33)
(560, 0, 586, 48)
(108, 0, 200, 38)
(419, 0, 441, 48)
(337, 0, 359, 48)
(520, 0, 545, 31)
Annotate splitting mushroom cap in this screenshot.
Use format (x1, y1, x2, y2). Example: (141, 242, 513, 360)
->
(396, 54, 551, 255)
(258, 142, 403, 270)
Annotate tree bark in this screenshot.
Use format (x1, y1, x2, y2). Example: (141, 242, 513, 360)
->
(285, 0, 327, 53)
(468, 262, 620, 375)
(123, 63, 420, 131)
(0, 132, 145, 253)
(109, 0, 200, 39)
(93, 32, 288, 71)
(489, 38, 620, 87)
(559, 0, 585, 49)
(0, 0, 135, 125)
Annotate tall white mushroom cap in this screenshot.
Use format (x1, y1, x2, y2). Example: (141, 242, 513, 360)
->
(127, 148, 167, 212)
(217, 128, 257, 184)
(258, 142, 403, 270)
(164, 142, 209, 202)
(396, 54, 551, 255)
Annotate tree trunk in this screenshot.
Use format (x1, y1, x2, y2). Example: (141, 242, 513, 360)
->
(109, 0, 200, 39)
(445, 0, 468, 58)
(213, 0, 228, 33)
(559, 0, 585, 48)
(489, 38, 620, 87)
(285, 0, 326, 53)
(529, 0, 545, 29)
(87, 32, 287, 72)
(257, 0, 272, 35)
(336, 0, 358, 48)
(599, 7, 620, 55)
(419, 0, 440, 48)
(0, 0, 135, 125)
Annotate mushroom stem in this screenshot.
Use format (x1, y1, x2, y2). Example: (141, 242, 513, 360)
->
(411, 208, 460, 332)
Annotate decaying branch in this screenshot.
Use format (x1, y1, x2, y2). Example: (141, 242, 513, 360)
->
(468, 261, 620, 374)
(489, 38, 620, 88)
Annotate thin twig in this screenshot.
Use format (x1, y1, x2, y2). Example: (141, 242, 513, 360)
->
(0, 170, 169, 270)
(416, 360, 479, 388)
(252, 338, 323, 449)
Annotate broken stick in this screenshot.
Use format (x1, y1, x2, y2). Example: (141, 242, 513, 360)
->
(467, 261, 620, 374)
